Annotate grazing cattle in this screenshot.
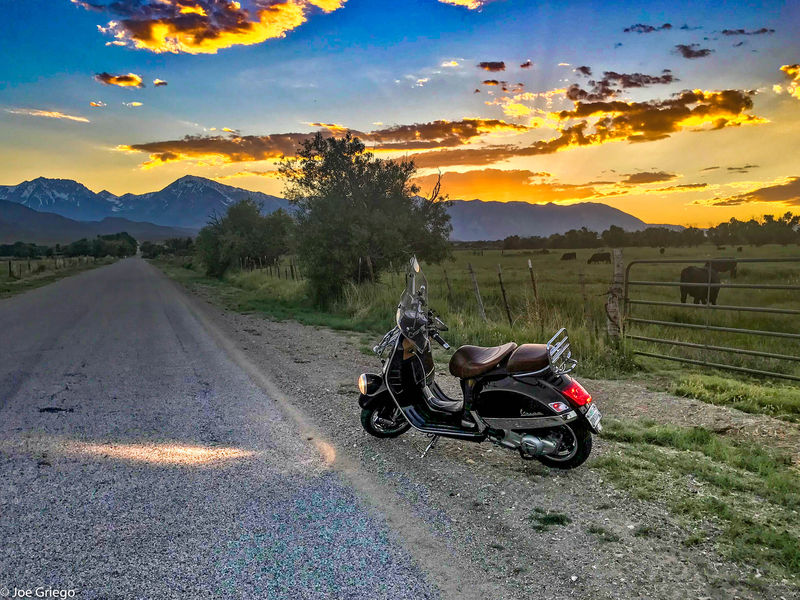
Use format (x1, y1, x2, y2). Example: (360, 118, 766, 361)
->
(705, 259, 737, 279)
(587, 252, 611, 264)
(680, 266, 721, 305)
(716, 246, 726, 250)
(561, 252, 577, 261)
(536, 248, 551, 255)
(737, 246, 743, 253)
(659, 247, 666, 255)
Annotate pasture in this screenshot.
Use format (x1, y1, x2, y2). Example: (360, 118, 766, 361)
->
(0, 255, 109, 298)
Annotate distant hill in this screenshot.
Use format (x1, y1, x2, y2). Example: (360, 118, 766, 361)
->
(0, 175, 288, 229)
(0, 176, 671, 242)
(0, 200, 195, 245)
(447, 199, 649, 241)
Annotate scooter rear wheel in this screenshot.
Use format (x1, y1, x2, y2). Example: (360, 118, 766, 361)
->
(360, 405, 411, 438)
(536, 421, 592, 469)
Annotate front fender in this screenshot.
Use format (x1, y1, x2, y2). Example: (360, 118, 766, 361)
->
(359, 390, 393, 410)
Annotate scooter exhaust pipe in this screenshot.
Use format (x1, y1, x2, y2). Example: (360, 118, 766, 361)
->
(491, 431, 558, 458)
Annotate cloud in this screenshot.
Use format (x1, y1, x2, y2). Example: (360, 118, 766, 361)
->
(675, 44, 713, 59)
(701, 166, 719, 171)
(721, 28, 775, 36)
(411, 168, 599, 203)
(5, 108, 90, 123)
(482, 79, 503, 86)
(624, 23, 672, 33)
(216, 169, 282, 180)
(89, 101, 107, 107)
(575, 66, 592, 77)
(520, 60, 532, 69)
(706, 177, 800, 206)
(478, 61, 506, 72)
(123, 101, 143, 107)
(153, 78, 168, 86)
(777, 64, 800, 99)
(75, 0, 347, 55)
(727, 164, 759, 173)
(656, 183, 708, 191)
(94, 72, 145, 87)
(441, 60, 460, 67)
(413, 87, 764, 167)
(621, 171, 677, 184)
(121, 118, 530, 167)
(566, 69, 675, 101)
(437, 0, 491, 9)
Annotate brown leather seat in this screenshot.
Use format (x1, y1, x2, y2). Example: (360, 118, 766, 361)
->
(449, 342, 517, 379)
(507, 344, 550, 374)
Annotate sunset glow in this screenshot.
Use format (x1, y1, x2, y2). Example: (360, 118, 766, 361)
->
(1, 0, 799, 226)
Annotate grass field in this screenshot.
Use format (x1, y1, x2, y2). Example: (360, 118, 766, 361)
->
(155, 243, 800, 417)
(0, 256, 113, 299)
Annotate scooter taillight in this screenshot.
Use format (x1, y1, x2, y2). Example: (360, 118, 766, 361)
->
(561, 379, 592, 406)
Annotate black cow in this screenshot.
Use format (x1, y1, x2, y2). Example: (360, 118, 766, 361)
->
(659, 247, 666, 255)
(561, 252, 577, 261)
(680, 266, 720, 305)
(737, 246, 743, 253)
(705, 259, 737, 279)
(536, 248, 551, 255)
(587, 252, 611, 264)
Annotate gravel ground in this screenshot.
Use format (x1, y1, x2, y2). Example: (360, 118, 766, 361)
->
(178, 276, 799, 600)
(0, 258, 439, 599)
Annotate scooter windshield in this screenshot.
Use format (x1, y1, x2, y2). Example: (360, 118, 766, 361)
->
(396, 257, 429, 351)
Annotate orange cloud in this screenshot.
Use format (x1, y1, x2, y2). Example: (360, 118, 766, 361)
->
(94, 72, 145, 87)
(438, 0, 489, 9)
(706, 177, 800, 206)
(217, 169, 283, 180)
(778, 64, 800, 99)
(412, 169, 597, 204)
(153, 78, 168, 86)
(121, 118, 530, 167)
(5, 108, 90, 123)
(478, 61, 506, 72)
(89, 101, 107, 107)
(412, 88, 764, 168)
(80, 0, 347, 54)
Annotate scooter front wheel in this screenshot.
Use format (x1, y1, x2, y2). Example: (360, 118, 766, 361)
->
(360, 405, 411, 438)
(536, 421, 592, 469)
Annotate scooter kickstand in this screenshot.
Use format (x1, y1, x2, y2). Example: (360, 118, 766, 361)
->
(421, 435, 440, 458)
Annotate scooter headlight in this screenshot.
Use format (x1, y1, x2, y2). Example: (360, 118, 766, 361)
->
(358, 373, 369, 395)
(358, 373, 384, 396)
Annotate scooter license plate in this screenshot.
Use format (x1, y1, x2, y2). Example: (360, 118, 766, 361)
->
(585, 404, 602, 430)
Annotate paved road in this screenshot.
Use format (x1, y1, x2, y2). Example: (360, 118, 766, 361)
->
(0, 258, 437, 599)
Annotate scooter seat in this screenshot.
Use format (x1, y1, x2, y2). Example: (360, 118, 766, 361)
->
(449, 342, 517, 378)
(507, 344, 550, 374)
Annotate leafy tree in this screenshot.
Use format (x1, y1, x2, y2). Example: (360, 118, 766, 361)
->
(280, 132, 451, 304)
(195, 200, 294, 277)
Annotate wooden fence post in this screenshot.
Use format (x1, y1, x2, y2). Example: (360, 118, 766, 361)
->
(606, 248, 624, 340)
(497, 264, 513, 327)
(442, 267, 454, 304)
(365, 255, 375, 283)
(579, 271, 589, 322)
(468, 263, 487, 322)
(527, 259, 540, 319)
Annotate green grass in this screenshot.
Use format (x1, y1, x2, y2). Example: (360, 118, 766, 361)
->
(0, 256, 113, 298)
(594, 418, 800, 581)
(153, 243, 799, 412)
(587, 524, 621, 543)
(529, 508, 571, 531)
(667, 373, 800, 422)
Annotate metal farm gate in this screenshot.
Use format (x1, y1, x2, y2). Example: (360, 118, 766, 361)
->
(622, 257, 800, 382)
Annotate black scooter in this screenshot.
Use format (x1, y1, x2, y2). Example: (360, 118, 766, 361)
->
(357, 257, 601, 469)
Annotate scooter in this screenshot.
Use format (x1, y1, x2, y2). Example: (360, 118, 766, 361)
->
(357, 257, 601, 469)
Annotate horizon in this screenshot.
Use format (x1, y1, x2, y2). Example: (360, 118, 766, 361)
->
(1, 1, 799, 227)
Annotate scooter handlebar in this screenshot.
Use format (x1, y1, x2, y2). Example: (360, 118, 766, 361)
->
(431, 331, 450, 350)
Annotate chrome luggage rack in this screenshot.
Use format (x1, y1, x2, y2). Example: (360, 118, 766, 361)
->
(546, 328, 578, 375)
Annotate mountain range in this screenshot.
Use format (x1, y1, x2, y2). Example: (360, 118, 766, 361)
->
(0, 176, 660, 243)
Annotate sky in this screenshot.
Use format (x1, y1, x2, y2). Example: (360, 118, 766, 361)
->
(1, 0, 799, 226)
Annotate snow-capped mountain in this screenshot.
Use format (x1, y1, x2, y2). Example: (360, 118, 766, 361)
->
(0, 175, 288, 229)
(0, 177, 118, 222)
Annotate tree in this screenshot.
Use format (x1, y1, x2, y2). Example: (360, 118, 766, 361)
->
(280, 133, 451, 304)
(195, 199, 294, 277)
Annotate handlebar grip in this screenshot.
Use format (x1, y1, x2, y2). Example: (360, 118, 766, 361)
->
(431, 332, 450, 350)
